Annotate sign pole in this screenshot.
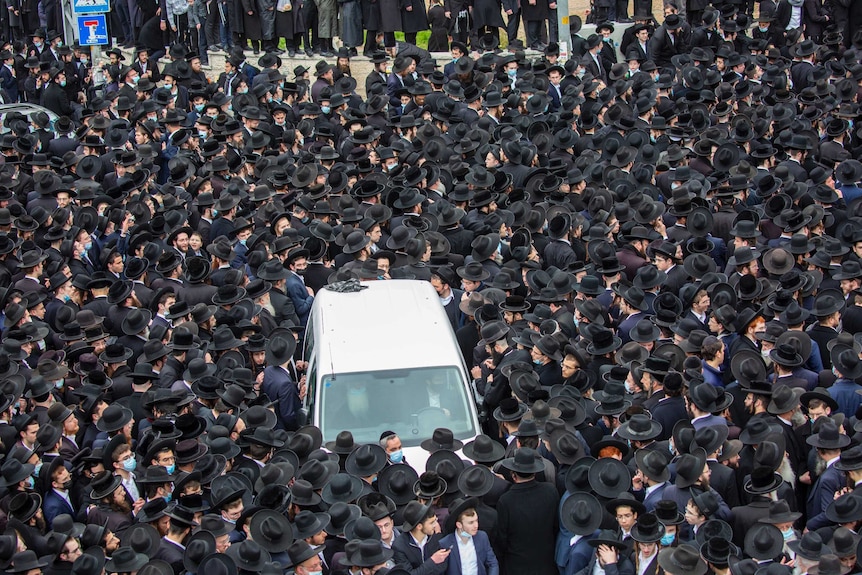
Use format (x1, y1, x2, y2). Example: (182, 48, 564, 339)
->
(557, 0, 572, 62)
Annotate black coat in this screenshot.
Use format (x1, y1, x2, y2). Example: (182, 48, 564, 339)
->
(497, 479, 559, 575)
(40, 81, 72, 116)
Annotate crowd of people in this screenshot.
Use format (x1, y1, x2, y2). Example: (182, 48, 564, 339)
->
(0, 0, 859, 575)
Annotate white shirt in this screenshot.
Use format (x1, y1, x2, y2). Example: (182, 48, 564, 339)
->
(789, 6, 801, 29)
(638, 552, 655, 575)
(458, 535, 478, 575)
(122, 472, 140, 501)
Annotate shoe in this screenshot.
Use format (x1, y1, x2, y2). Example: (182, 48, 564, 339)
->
(272, 47, 284, 54)
(287, 49, 296, 57)
(320, 50, 334, 57)
(349, 47, 358, 57)
(617, 17, 632, 22)
(253, 47, 260, 54)
(305, 48, 314, 56)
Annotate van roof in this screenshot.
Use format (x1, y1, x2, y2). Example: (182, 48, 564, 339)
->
(310, 280, 462, 375)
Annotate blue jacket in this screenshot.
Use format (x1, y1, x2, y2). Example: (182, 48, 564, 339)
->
(828, 379, 862, 419)
(42, 490, 75, 529)
(285, 272, 314, 326)
(262, 365, 302, 431)
(807, 463, 845, 531)
(438, 531, 499, 575)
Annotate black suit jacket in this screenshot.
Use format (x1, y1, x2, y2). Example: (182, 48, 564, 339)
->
(392, 530, 444, 575)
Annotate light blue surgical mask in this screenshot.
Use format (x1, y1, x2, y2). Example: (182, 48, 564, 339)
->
(80, 57, 88, 65)
(123, 457, 137, 472)
(758, 26, 768, 32)
(578, 69, 586, 78)
(34, 41, 43, 49)
(164, 492, 173, 503)
(507, 69, 517, 77)
(782, 528, 794, 540)
(389, 449, 403, 464)
(164, 82, 173, 91)
(63, 294, 71, 302)
(224, 517, 236, 525)
(195, 103, 205, 113)
(533, 359, 543, 366)
(54, 379, 64, 389)
(321, 105, 331, 114)
(165, 464, 176, 475)
(132, 75, 139, 84)
(660, 533, 675, 546)
(307, 571, 322, 575)
(199, 131, 208, 139)
(84, 241, 92, 251)
(212, 209, 219, 217)
(653, 72, 660, 82)
(237, 88, 248, 94)
(26, 476, 35, 489)
(60, 79, 66, 87)
(238, 239, 247, 247)
(33, 462, 43, 477)
(459, 531, 471, 539)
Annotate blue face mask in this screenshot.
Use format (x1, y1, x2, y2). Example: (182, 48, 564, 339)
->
(26, 476, 35, 489)
(60, 79, 66, 87)
(80, 57, 88, 65)
(758, 26, 768, 32)
(34, 41, 43, 49)
(782, 528, 794, 540)
(84, 241, 92, 251)
(132, 76, 139, 84)
(164, 82, 173, 91)
(212, 209, 219, 218)
(237, 88, 248, 94)
(33, 462, 43, 477)
(54, 379, 64, 389)
(389, 450, 403, 464)
(164, 492, 173, 503)
(165, 464, 176, 475)
(199, 131, 208, 139)
(533, 359, 543, 366)
(123, 458, 137, 472)
(660, 533, 675, 546)
(460, 531, 471, 538)
(195, 103, 205, 112)
(239, 239, 247, 247)
(321, 106, 331, 114)
(507, 69, 517, 77)
(63, 294, 71, 302)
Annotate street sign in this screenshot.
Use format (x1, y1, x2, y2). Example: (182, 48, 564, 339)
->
(72, 0, 110, 15)
(76, 14, 109, 45)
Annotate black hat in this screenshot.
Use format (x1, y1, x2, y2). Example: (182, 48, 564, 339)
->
(657, 545, 707, 575)
(500, 447, 545, 475)
(588, 458, 631, 498)
(560, 492, 603, 536)
(344, 444, 387, 477)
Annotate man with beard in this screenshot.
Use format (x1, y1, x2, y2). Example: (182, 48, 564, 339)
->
(86, 471, 134, 534)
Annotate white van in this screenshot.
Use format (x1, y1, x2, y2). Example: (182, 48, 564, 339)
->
(302, 280, 481, 470)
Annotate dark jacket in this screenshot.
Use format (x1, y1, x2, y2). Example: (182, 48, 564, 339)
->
(497, 479, 559, 575)
(392, 531, 446, 575)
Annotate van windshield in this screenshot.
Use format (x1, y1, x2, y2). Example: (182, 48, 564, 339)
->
(319, 366, 477, 447)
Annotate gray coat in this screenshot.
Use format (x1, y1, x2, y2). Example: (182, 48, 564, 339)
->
(317, 0, 338, 37)
(379, 0, 402, 31)
(257, 0, 276, 38)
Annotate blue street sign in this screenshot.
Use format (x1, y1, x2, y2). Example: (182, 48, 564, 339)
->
(72, 0, 110, 14)
(76, 14, 109, 45)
